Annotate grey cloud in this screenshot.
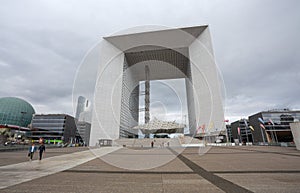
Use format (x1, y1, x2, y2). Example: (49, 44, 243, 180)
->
(0, 0, 299, 123)
(207, 0, 300, 121)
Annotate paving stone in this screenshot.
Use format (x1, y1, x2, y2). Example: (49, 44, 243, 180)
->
(0, 146, 299, 193)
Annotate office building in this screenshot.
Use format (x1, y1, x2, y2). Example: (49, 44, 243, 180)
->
(249, 109, 300, 144)
(75, 96, 88, 119)
(30, 114, 79, 144)
(226, 124, 234, 143)
(231, 119, 253, 143)
(76, 121, 91, 146)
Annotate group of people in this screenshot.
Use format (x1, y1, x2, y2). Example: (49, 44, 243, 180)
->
(28, 143, 46, 161)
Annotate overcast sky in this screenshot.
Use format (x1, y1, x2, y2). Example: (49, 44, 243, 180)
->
(0, 0, 299, 124)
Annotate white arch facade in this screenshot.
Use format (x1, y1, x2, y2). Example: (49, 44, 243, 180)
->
(89, 25, 224, 146)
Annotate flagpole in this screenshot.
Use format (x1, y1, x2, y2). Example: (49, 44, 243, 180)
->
(249, 125, 255, 143)
(238, 127, 242, 144)
(268, 119, 278, 144)
(258, 118, 266, 145)
(243, 119, 249, 144)
(269, 124, 275, 143)
(272, 124, 278, 144)
(239, 132, 242, 144)
(260, 125, 266, 145)
(224, 120, 229, 144)
(245, 126, 249, 143)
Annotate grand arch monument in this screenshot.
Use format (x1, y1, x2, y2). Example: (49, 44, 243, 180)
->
(73, 25, 225, 146)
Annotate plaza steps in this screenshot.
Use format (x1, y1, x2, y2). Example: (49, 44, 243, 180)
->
(179, 136, 204, 146)
(114, 136, 204, 148)
(114, 138, 181, 148)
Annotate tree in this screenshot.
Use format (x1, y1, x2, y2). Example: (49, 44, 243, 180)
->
(0, 128, 11, 145)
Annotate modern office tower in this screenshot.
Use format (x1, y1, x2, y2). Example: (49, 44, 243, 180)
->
(231, 119, 253, 143)
(75, 96, 87, 119)
(76, 121, 91, 146)
(226, 124, 234, 143)
(30, 114, 79, 144)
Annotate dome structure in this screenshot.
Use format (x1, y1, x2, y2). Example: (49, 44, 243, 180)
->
(0, 97, 35, 127)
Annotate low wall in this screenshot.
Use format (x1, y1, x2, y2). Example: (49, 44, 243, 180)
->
(290, 122, 300, 150)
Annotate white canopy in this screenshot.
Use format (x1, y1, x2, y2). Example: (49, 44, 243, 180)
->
(132, 118, 185, 134)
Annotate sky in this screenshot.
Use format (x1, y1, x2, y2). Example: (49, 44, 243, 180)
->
(139, 79, 188, 125)
(0, 0, 299, 124)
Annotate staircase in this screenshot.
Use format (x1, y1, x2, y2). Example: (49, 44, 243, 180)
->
(114, 138, 181, 148)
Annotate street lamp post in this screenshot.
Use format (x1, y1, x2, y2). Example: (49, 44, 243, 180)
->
(260, 126, 266, 145)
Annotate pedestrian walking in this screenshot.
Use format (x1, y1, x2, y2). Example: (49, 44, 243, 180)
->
(28, 143, 37, 161)
(38, 143, 46, 161)
(151, 141, 154, 148)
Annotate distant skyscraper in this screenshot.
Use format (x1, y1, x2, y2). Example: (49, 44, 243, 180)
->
(75, 96, 87, 119)
(76, 121, 91, 146)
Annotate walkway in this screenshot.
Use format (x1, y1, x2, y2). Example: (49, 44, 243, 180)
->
(0, 147, 121, 189)
(0, 146, 299, 193)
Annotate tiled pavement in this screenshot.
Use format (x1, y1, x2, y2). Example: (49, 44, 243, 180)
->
(0, 146, 299, 193)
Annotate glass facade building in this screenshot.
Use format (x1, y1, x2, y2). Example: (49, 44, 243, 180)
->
(226, 124, 233, 143)
(76, 121, 91, 146)
(75, 96, 87, 119)
(249, 109, 300, 144)
(231, 119, 253, 143)
(30, 114, 79, 144)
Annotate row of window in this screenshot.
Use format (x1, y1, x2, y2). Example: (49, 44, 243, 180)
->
(31, 131, 63, 135)
(32, 123, 65, 127)
(32, 119, 65, 123)
(33, 116, 65, 119)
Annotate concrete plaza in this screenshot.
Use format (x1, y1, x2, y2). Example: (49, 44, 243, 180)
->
(0, 145, 299, 193)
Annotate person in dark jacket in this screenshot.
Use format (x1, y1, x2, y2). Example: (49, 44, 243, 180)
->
(28, 143, 37, 161)
(38, 143, 46, 161)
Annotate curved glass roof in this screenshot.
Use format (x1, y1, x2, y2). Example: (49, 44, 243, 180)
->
(0, 97, 35, 127)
